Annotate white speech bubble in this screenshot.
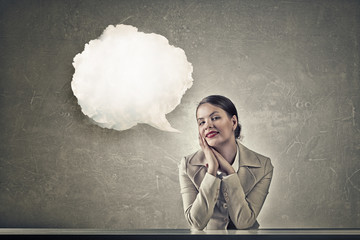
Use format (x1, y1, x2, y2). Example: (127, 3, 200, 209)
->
(71, 24, 193, 132)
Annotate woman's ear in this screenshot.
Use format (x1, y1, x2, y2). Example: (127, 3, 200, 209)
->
(231, 115, 238, 130)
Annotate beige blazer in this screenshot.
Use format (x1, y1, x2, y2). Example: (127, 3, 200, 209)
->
(178, 140, 273, 230)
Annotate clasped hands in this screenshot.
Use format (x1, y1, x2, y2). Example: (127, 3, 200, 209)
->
(199, 135, 235, 177)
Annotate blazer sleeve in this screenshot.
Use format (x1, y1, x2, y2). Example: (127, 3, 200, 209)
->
(221, 157, 273, 229)
(178, 157, 221, 230)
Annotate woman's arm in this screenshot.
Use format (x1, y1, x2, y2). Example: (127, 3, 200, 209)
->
(178, 157, 221, 230)
(222, 158, 273, 229)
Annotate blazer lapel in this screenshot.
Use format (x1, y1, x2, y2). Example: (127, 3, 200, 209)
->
(237, 141, 262, 195)
(238, 167, 256, 195)
(188, 150, 207, 190)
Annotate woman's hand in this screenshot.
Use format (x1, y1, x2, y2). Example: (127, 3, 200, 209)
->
(212, 149, 235, 175)
(199, 135, 219, 176)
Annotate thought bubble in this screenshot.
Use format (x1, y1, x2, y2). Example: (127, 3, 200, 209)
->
(71, 24, 193, 132)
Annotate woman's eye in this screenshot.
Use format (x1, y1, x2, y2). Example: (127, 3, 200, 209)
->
(198, 121, 205, 126)
(212, 116, 220, 121)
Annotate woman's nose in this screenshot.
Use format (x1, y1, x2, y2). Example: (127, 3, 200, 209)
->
(204, 121, 213, 129)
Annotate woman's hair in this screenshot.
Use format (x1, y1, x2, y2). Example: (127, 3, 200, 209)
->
(196, 95, 241, 139)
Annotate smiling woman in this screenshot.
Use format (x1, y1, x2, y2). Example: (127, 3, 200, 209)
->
(178, 95, 274, 230)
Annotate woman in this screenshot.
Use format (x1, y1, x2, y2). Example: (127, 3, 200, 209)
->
(178, 95, 273, 230)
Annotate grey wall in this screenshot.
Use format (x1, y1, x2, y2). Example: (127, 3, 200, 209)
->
(0, 0, 359, 229)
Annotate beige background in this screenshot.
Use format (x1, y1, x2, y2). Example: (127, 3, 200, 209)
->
(0, 0, 359, 228)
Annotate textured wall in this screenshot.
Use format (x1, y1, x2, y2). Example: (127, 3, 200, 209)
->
(0, 0, 359, 228)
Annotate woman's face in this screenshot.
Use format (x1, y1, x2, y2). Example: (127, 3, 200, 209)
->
(196, 103, 237, 148)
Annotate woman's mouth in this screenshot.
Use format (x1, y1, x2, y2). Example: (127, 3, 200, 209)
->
(206, 131, 219, 138)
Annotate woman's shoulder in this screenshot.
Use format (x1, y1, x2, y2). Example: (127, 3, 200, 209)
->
(179, 149, 205, 177)
(184, 149, 203, 160)
(237, 141, 273, 171)
(181, 149, 205, 165)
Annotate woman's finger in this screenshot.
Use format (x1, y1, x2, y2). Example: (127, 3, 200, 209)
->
(213, 150, 228, 166)
(212, 148, 235, 175)
(212, 148, 225, 161)
(202, 136, 211, 149)
(199, 134, 211, 150)
(205, 148, 219, 175)
(198, 134, 205, 150)
(198, 134, 203, 146)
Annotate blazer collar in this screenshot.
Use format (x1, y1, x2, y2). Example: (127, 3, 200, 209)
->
(189, 140, 262, 168)
(237, 140, 262, 168)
